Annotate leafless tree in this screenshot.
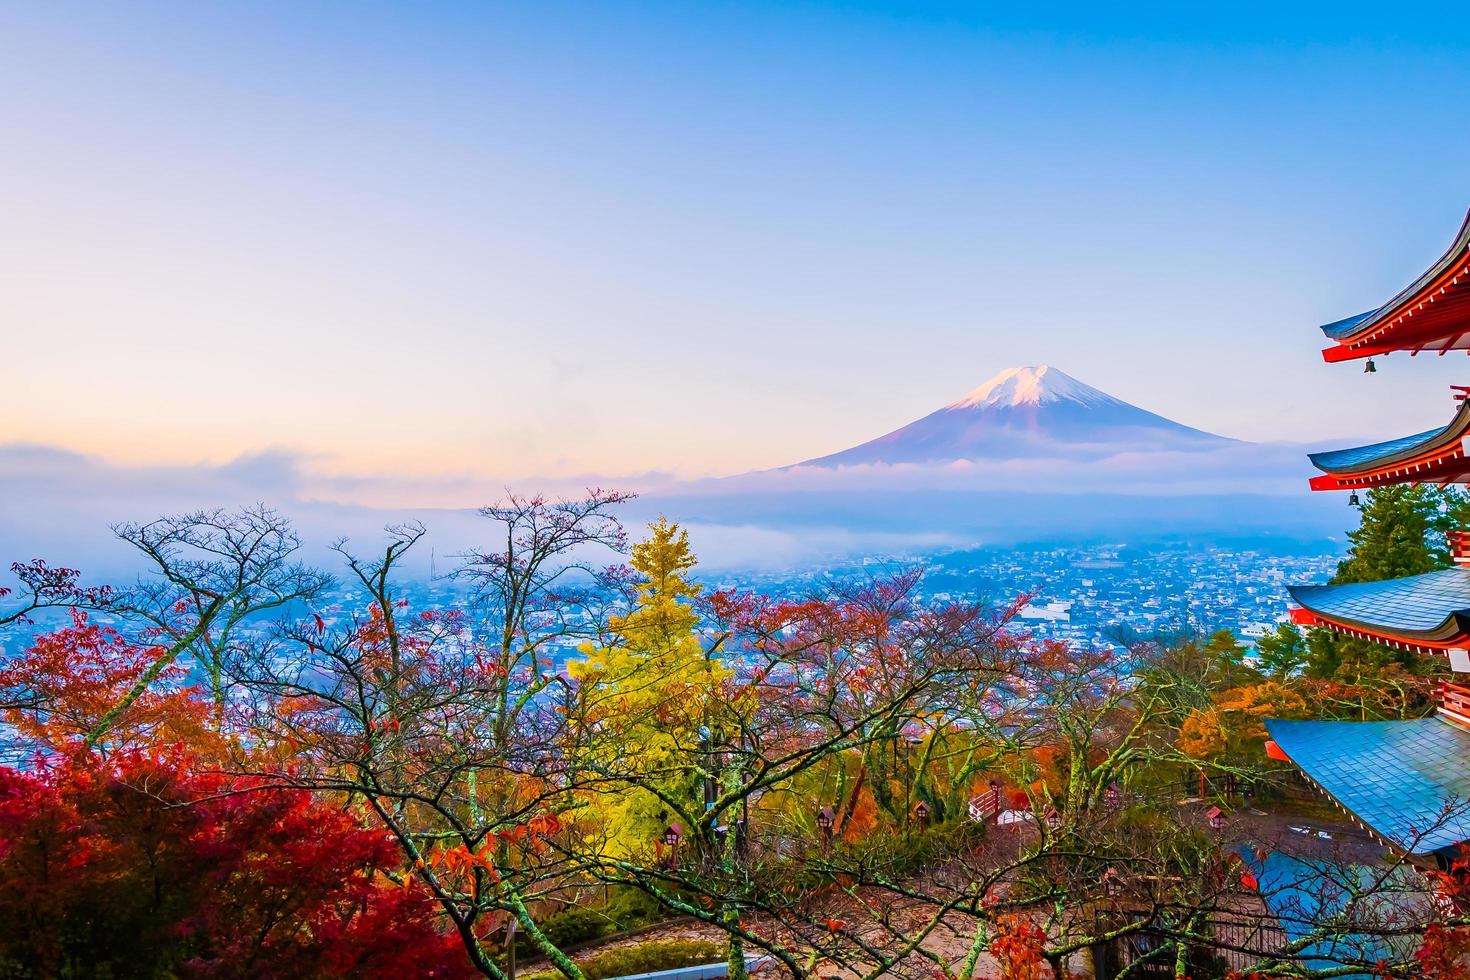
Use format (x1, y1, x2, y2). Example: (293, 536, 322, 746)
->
(229, 494, 638, 980)
(86, 505, 328, 744)
(455, 489, 635, 742)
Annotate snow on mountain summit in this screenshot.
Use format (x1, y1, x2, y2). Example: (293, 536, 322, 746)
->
(945, 365, 1117, 410)
(789, 364, 1235, 469)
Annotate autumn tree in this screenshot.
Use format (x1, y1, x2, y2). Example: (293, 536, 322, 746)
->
(83, 506, 329, 744)
(1176, 680, 1309, 763)
(232, 495, 637, 980)
(0, 750, 471, 977)
(1000, 639, 1180, 821)
(0, 611, 220, 763)
(1134, 630, 1257, 723)
(568, 518, 729, 850)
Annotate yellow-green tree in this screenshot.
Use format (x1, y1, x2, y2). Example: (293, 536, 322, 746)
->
(569, 518, 729, 853)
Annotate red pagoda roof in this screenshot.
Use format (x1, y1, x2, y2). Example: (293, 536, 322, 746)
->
(1306, 395, 1470, 490)
(1319, 208, 1470, 362)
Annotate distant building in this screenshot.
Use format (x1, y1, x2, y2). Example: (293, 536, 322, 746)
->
(1019, 600, 1072, 622)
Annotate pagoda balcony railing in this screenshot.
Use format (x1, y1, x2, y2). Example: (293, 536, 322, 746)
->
(1449, 530, 1470, 564)
(1438, 680, 1470, 728)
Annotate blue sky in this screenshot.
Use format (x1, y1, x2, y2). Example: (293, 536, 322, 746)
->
(4, 2, 1470, 495)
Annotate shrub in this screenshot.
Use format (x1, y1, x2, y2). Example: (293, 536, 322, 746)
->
(0, 753, 474, 978)
(603, 885, 666, 930)
(538, 905, 614, 948)
(522, 940, 725, 980)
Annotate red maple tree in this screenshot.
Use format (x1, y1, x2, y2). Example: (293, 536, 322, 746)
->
(0, 751, 473, 977)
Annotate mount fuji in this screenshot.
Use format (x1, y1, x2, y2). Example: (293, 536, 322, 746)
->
(791, 365, 1235, 468)
(636, 366, 1320, 563)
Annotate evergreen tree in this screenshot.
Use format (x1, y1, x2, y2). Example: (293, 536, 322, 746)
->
(1331, 485, 1470, 584)
(1254, 622, 1308, 679)
(1307, 485, 1470, 677)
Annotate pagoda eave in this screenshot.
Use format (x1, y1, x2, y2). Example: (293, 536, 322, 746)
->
(1323, 337, 1470, 363)
(1320, 341, 1405, 364)
(1308, 460, 1470, 492)
(1288, 607, 1470, 657)
(1287, 568, 1470, 658)
(1319, 208, 1470, 358)
(1307, 400, 1470, 491)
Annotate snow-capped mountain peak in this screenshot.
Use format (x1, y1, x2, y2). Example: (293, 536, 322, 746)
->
(787, 364, 1234, 469)
(944, 365, 1115, 410)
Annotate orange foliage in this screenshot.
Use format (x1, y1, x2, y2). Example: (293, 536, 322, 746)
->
(1414, 845, 1470, 977)
(1177, 707, 1226, 760)
(1178, 681, 1308, 761)
(841, 787, 880, 842)
(0, 612, 222, 759)
(991, 914, 1050, 980)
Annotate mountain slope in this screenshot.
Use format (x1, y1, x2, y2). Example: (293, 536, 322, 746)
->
(793, 365, 1234, 468)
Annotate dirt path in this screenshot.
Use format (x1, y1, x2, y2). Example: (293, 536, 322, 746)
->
(518, 896, 1010, 979)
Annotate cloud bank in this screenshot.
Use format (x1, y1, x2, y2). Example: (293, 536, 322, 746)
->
(0, 439, 1347, 579)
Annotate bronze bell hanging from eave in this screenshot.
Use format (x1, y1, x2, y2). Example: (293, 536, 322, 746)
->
(1364, 358, 1377, 373)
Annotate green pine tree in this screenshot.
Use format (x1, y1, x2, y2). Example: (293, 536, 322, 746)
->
(1332, 485, 1470, 584)
(1255, 622, 1308, 679)
(1307, 485, 1470, 677)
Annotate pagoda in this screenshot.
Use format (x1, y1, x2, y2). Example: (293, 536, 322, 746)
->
(1267, 208, 1470, 869)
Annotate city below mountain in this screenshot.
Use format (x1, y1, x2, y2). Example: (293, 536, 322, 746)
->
(791, 365, 1235, 468)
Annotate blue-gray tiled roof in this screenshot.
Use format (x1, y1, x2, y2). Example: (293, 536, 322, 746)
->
(1265, 717, 1470, 855)
(1320, 311, 1377, 341)
(1307, 425, 1450, 473)
(1289, 568, 1470, 635)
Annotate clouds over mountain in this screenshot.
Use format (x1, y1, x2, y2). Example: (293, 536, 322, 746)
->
(0, 443, 904, 574)
(0, 366, 1345, 576)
